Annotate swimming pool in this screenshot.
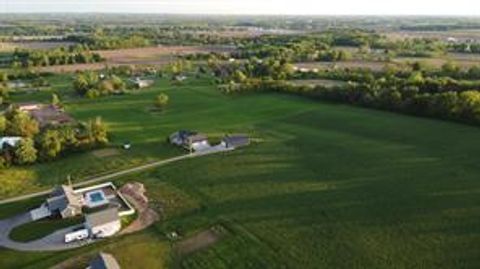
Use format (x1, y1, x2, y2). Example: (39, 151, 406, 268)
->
(85, 190, 109, 208)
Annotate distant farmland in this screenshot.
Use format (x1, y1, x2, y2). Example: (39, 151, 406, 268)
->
(0, 41, 76, 51)
(37, 45, 234, 73)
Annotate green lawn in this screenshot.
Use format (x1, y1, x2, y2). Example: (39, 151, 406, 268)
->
(0, 75, 480, 268)
(9, 217, 84, 242)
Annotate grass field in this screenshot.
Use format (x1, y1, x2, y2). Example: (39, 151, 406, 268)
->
(10, 217, 84, 242)
(0, 75, 480, 268)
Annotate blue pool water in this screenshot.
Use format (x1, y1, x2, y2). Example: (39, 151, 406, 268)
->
(90, 192, 105, 202)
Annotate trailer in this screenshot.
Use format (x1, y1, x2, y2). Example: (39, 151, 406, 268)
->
(65, 229, 89, 243)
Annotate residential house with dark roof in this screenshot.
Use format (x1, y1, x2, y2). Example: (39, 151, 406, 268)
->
(47, 185, 83, 219)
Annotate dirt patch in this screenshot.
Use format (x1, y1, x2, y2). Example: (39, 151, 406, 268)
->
(175, 226, 225, 256)
(92, 148, 120, 158)
(120, 207, 159, 235)
(119, 183, 160, 235)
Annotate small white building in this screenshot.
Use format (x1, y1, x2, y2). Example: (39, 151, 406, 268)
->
(0, 137, 22, 150)
(85, 208, 121, 238)
(169, 130, 209, 152)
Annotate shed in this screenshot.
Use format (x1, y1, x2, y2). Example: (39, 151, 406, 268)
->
(222, 134, 250, 148)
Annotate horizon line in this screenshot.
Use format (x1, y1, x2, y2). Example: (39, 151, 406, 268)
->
(0, 12, 480, 17)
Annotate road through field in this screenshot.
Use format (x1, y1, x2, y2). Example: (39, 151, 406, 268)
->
(0, 147, 233, 206)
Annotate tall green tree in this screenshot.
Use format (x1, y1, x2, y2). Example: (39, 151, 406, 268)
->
(38, 129, 63, 159)
(5, 110, 39, 138)
(14, 138, 37, 165)
(154, 93, 169, 110)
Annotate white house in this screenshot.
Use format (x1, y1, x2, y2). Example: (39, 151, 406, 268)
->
(85, 208, 121, 238)
(0, 137, 22, 150)
(169, 130, 209, 151)
(129, 77, 154, 89)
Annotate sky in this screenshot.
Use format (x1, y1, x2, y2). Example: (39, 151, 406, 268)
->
(0, 0, 478, 15)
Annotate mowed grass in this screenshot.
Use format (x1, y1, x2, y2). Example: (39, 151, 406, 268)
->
(141, 106, 480, 269)
(9, 217, 84, 242)
(0, 75, 480, 268)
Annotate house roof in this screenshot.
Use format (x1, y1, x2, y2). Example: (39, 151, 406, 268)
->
(89, 252, 121, 269)
(47, 185, 82, 212)
(85, 208, 119, 227)
(223, 134, 249, 148)
(0, 137, 22, 150)
(187, 134, 208, 143)
(176, 130, 197, 139)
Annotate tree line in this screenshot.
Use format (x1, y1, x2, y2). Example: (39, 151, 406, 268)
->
(11, 45, 103, 68)
(0, 105, 109, 168)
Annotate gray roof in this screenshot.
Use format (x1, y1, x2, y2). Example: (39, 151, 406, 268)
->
(187, 134, 208, 143)
(223, 134, 249, 148)
(47, 185, 82, 212)
(89, 252, 121, 269)
(86, 208, 119, 227)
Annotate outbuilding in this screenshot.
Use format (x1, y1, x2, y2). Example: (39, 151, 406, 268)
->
(222, 134, 250, 149)
(0, 137, 22, 150)
(85, 208, 121, 238)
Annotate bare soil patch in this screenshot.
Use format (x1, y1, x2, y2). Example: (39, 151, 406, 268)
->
(119, 183, 160, 235)
(175, 226, 225, 256)
(92, 148, 121, 158)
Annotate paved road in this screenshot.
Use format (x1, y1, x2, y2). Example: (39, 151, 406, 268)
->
(0, 147, 233, 206)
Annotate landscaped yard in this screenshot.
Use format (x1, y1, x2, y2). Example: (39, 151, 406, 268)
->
(9, 217, 84, 242)
(0, 74, 479, 268)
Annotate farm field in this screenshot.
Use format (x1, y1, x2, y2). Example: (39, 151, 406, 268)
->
(0, 41, 76, 51)
(394, 53, 480, 69)
(1, 75, 480, 268)
(294, 60, 399, 72)
(287, 79, 348, 87)
(36, 45, 234, 73)
(384, 29, 480, 42)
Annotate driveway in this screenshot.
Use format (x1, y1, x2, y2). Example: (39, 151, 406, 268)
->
(0, 213, 95, 252)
